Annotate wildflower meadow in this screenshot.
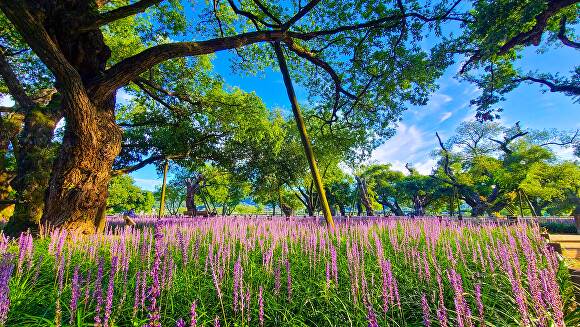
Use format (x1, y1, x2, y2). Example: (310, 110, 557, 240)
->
(0, 217, 577, 326)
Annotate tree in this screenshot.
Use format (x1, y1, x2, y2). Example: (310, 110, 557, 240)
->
(520, 159, 580, 215)
(398, 164, 445, 216)
(325, 169, 355, 216)
(433, 121, 579, 216)
(0, 15, 61, 234)
(0, 0, 466, 233)
(107, 175, 154, 214)
(196, 165, 250, 215)
(454, 0, 579, 120)
(362, 164, 406, 216)
(153, 180, 186, 216)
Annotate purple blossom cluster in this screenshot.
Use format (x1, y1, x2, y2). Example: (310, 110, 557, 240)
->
(0, 216, 573, 326)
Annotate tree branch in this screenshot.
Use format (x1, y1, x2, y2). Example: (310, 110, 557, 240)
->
(461, 0, 578, 73)
(515, 75, 580, 96)
(0, 50, 34, 109)
(284, 39, 357, 99)
(557, 16, 580, 49)
(91, 30, 287, 99)
(133, 79, 186, 115)
(0, 1, 91, 119)
(84, 0, 163, 31)
(539, 129, 579, 147)
(435, 132, 458, 184)
(112, 154, 165, 176)
(135, 77, 202, 107)
(0, 105, 15, 113)
(489, 122, 528, 154)
(282, 0, 322, 29)
(251, 0, 282, 25)
(118, 118, 167, 128)
(497, 0, 577, 56)
(288, 1, 469, 41)
(225, 0, 280, 28)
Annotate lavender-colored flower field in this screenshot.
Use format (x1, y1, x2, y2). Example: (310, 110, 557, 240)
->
(0, 217, 577, 326)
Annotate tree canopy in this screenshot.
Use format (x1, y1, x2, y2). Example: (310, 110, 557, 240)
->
(0, 0, 578, 233)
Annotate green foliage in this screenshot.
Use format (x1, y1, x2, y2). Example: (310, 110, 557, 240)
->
(453, 0, 579, 119)
(197, 165, 251, 215)
(154, 180, 187, 216)
(434, 121, 580, 216)
(107, 175, 155, 214)
(540, 221, 578, 234)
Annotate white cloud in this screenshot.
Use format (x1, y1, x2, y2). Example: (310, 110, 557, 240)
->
(439, 111, 453, 122)
(413, 158, 438, 174)
(368, 122, 442, 176)
(410, 92, 453, 118)
(370, 123, 425, 163)
(426, 93, 453, 110)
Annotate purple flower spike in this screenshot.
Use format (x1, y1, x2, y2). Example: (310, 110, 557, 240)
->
(421, 293, 431, 327)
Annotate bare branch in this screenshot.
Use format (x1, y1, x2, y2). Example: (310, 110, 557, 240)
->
(135, 77, 202, 107)
(539, 129, 579, 147)
(118, 118, 167, 128)
(489, 122, 528, 154)
(133, 79, 185, 115)
(251, 0, 282, 25)
(288, 3, 470, 41)
(284, 39, 357, 99)
(435, 132, 457, 183)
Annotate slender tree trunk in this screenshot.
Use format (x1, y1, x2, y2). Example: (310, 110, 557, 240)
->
(305, 199, 315, 216)
(356, 176, 373, 216)
(338, 204, 346, 217)
(156, 159, 169, 218)
(273, 42, 334, 228)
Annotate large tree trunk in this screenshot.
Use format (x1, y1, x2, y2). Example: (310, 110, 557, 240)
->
(381, 200, 404, 216)
(0, 113, 21, 217)
(0, 0, 124, 234)
(42, 98, 122, 234)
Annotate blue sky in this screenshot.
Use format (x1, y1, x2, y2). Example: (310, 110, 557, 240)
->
(130, 40, 578, 191)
